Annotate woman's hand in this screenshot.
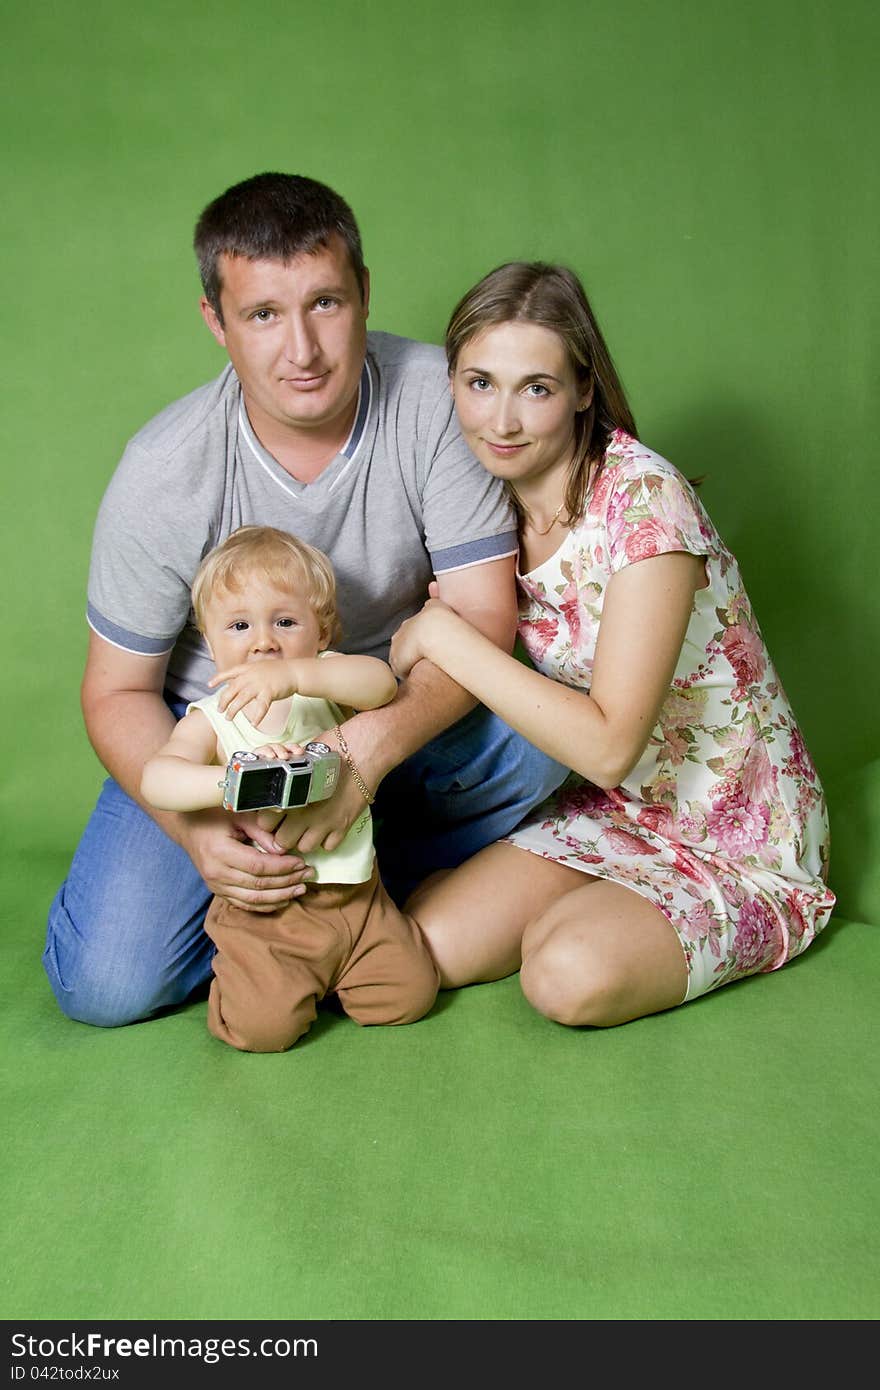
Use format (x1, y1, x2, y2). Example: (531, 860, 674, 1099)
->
(389, 598, 456, 679)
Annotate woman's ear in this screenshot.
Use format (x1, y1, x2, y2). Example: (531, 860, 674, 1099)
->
(577, 378, 595, 412)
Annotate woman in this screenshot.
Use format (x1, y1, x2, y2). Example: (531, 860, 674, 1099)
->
(391, 262, 834, 1027)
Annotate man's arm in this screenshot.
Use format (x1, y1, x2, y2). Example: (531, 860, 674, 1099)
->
(81, 630, 313, 910)
(272, 554, 518, 855)
(351, 551, 518, 773)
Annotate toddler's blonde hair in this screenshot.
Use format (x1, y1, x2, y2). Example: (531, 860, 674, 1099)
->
(191, 525, 341, 645)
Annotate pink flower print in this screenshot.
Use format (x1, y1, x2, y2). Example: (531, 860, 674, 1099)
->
(786, 724, 817, 782)
(519, 615, 558, 663)
(661, 685, 708, 732)
(661, 725, 691, 767)
(644, 775, 678, 807)
(706, 788, 770, 855)
(587, 462, 616, 519)
(574, 850, 606, 867)
(558, 578, 581, 649)
(684, 901, 719, 951)
(733, 896, 782, 973)
(677, 803, 708, 842)
(624, 517, 675, 564)
(603, 826, 660, 856)
(604, 490, 632, 551)
(719, 621, 765, 693)
(740, 741, 776, 802)
(784, 887, 813, 946)
(637, 804, 675, 837)
(554, 782, 615, 819)
(658, 482, 709, 546)
(672, 847, 715, 885)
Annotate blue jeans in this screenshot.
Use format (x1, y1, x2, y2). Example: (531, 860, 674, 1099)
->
(43, 700, 567, 1027)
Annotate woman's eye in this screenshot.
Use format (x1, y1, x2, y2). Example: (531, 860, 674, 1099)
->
(469, 377, 491, 392)
(526, 383, 549, 397)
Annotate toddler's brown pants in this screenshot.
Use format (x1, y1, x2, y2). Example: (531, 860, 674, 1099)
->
(204, 865, 439, 1052)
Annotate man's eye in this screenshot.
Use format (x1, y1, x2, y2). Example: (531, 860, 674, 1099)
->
(252, 309, 274, 322)
(314, 296, 338, 310)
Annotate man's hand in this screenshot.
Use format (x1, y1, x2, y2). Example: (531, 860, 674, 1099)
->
(271, 763, 372, 856)
(180, 807, 314, 913)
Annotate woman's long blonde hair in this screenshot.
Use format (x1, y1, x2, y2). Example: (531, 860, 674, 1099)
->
(445, 262, 637, 524)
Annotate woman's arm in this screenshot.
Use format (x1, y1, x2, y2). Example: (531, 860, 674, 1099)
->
(389, 550, 705, 789)
(208, 654, 398, 726)
(140, 709, 227, 812)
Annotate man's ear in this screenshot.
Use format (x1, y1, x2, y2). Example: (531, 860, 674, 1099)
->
(199, 297, 227, 348)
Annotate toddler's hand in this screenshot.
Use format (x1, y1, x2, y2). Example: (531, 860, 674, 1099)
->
(209, 661, 300, 724)
(251, 741, 307, 760)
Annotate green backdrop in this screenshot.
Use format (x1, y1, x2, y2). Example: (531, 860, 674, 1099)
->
(2, 0, 877, 1327)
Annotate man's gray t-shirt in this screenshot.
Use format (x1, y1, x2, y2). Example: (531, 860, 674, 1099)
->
(87, 331, 517, 704)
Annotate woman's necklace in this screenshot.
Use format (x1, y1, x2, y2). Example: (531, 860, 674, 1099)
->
(525, 501, 565, 536)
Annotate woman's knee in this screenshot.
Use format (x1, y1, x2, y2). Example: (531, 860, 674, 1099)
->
(519, 925, 620, 1028)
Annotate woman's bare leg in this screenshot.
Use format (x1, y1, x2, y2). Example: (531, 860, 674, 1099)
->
(408, 844, 690, 1025)
(520, 877, 689, 1026)
(405, 842, 587, 987)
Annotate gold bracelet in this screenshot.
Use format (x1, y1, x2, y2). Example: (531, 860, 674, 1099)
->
(333, 724, 375, 805)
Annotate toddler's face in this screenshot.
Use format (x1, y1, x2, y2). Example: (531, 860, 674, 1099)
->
(202, 575, 328, 672)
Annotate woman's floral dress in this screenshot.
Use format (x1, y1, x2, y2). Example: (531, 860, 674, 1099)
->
(507, 432, 835, 1000)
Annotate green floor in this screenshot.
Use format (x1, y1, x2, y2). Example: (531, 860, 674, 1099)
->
(4, 851, 877, 1321)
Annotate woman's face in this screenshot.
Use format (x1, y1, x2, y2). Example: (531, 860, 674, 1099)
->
(451, 321, 587, 488)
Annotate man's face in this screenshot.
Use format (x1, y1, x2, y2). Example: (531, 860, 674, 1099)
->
(200, 235, 370, 443)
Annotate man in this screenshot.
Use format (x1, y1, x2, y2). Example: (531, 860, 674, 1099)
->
(44, 172, 566, 1028)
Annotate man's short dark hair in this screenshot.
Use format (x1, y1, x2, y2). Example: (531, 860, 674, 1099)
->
(194, 172, 366, 321)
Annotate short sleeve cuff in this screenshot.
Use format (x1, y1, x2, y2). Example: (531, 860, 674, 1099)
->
(86, 602, 176, 656)
(430, 529, 518, 574)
